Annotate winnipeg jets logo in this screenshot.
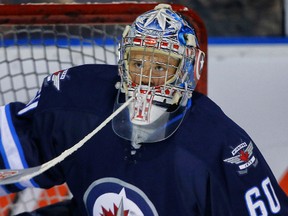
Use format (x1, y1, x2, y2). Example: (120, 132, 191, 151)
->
(101, 199, 128, 216)
(136, 8, 180, 36)
(84, 177, 158, 216)
(98, 188, 136, 216)
(46, 69, 68, 91)
(142, 9, 179, 31)
(223, 141, 258, 174)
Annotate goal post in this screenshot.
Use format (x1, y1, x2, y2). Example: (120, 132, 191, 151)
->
(0, 3, 207, 215)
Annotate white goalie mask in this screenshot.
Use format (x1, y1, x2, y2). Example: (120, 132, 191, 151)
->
(112, 4, 205, 144)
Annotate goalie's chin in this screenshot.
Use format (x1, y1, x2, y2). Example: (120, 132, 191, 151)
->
(112, 91, 191, 144)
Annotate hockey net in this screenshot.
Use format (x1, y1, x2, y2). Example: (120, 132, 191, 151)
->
(0, 3, 207, 215)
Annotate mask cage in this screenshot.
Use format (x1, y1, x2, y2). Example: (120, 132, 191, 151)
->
(119, 34, 197, 95)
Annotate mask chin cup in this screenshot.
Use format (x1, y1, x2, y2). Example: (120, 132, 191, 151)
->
(112, 89, 191, 144)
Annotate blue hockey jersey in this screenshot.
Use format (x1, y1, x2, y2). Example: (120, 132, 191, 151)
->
(0, 64, 287, 215)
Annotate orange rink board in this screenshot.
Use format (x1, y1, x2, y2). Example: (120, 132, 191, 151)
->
(0, 184, 69, 216)
(279, 170, 288, 196)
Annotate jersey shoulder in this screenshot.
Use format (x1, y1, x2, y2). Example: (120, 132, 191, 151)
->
(36, 64, 119, 114)
(181, 92, 274, 180)
(181, 92, 256, 168)
(187, 91, 248, 140)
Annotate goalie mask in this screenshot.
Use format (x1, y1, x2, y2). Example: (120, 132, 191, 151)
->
(112, 4, 205, 144)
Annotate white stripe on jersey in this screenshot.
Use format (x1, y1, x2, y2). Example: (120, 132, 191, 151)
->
(0, 105, 37, 188)
(17, 101, 38, 115)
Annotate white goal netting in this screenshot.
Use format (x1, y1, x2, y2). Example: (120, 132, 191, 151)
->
(0, 24, 123, 106)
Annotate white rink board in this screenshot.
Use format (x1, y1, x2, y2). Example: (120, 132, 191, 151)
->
(208, 44, 288, 180)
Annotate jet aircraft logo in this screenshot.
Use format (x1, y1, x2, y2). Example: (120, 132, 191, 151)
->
(223, 141, 258, 174)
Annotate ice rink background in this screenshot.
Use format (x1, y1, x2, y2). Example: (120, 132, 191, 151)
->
(208, 42, 288, 180)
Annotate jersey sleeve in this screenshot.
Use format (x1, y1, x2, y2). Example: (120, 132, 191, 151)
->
(216, 123, 288, 215)
(0, 90, 65, 196)
(186, 136, 288, 215)
(221, 137, 288, 215)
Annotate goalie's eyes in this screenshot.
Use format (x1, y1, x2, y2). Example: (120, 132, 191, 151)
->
(133, 61, 143, 69)
(131, 60, 166, 73)
(154, 65, 165, 72)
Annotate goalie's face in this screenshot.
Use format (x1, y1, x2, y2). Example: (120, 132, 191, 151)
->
(128, 50, 180, 87)
(113, 4, 203, 144)
(113, 47, 188, 144)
